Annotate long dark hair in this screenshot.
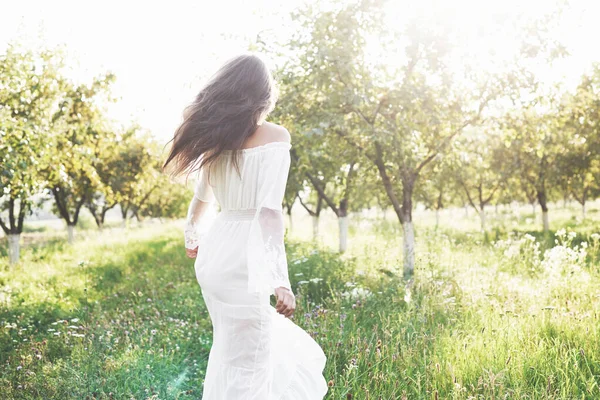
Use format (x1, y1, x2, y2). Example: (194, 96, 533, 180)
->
(163, 54, 277, 179)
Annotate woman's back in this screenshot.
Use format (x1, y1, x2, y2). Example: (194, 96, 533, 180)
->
(208, 141, 292, 212)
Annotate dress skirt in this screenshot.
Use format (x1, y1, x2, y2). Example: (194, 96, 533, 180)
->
(195, 210, 328, 399)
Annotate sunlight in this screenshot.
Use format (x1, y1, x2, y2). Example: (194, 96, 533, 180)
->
(2, 0, 599, 141)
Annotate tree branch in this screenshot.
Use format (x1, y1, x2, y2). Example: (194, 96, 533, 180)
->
(305, 171, 339, 215)
(297, 195, 317, 217)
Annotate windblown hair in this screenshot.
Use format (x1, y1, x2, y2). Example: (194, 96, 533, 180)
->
(163, 54, 278, 179)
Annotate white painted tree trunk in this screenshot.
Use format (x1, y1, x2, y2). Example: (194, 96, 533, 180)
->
(464, 205, 469, 217)
(67, 225, 75, 244)
(402, 221, 415, 277)
(582, 203, 586, 220)
(338, 216, 348, 253)
(479, 208, 486, 232)
(287, 213, 293, 234)
(312, 215, 320, 240)
(531, 203, 536, 216)
(435, 209, 440, 227)
(8, 234, 20, 266)
(542, 211, 549, 232)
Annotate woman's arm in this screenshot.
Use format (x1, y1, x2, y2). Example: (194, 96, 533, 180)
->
(184, 166, 215, 258)
(184, 196, 213, 258)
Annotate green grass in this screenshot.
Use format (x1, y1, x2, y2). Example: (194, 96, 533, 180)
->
(1, 201, 599, 399)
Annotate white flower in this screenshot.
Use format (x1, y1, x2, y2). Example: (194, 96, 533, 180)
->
(341, 287, 372, 300)
(298, 280, 309, 285)
(309, 278, 323, 283)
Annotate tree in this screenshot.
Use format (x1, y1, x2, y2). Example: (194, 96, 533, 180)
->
(280, 0, 496, 276)
(271, 59, 362, 251)
(415, 154, 455, 228)
(46, 74, 115, 243)
(291, 135, 360, 252)
(0, 44, 63, 264)
(503, 99, 566, 233)
(115, 132, 163, 225)
(297, 189, 324, 240)
(453, 128, 510, 232)
(84, 128, 121, 229)
(558, 66, 600, 219)
(139, 175, 190, 221)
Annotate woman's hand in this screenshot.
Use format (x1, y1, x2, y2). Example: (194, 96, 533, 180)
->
(186, 247, 198, 258)
(274, 287, 296, 318)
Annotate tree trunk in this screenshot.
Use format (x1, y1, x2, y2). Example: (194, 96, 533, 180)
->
(338, 216, 348, 253)
(312, 215, 320, 240)
(121, 206, 128, 227)
(479, 207, 486, 232)
(542, 211, 549, 232)
(464, 204, 469, 217)
(287, 211, 293, 234)
(582, 202, 586, 220)
(435, 208, 440, 227)
(67, 225, 75, 244)
(537, 190, 549, 233)
(8, 234, 20, 266)
(402, 220, 415, 278)
(338, 199, 349, 252)
(531, 203, 536, 217)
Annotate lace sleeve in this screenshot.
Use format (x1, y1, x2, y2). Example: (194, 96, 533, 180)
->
(259, 205, 291, 292)
(246, 145, 292, 295)
(184, 166, 215, 250)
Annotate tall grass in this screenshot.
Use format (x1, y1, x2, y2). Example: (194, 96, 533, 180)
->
(1, 202, 599, 399)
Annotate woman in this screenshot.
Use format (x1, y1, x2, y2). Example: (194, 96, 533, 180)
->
(163, 54, 328, 399)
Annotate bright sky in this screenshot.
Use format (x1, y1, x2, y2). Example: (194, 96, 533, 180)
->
(1, 0, 599, 143)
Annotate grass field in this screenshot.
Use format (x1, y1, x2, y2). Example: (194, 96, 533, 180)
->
(1, 201, 599, 399)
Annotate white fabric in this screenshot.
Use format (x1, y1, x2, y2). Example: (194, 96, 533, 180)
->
(184, 141, 328, 399)
(184, 166, 216, 250)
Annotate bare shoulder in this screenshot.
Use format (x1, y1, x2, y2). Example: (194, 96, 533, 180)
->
(244, 121, 291, 148)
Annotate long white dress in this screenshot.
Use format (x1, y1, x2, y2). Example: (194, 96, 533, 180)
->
(184, 141, 328, 399)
